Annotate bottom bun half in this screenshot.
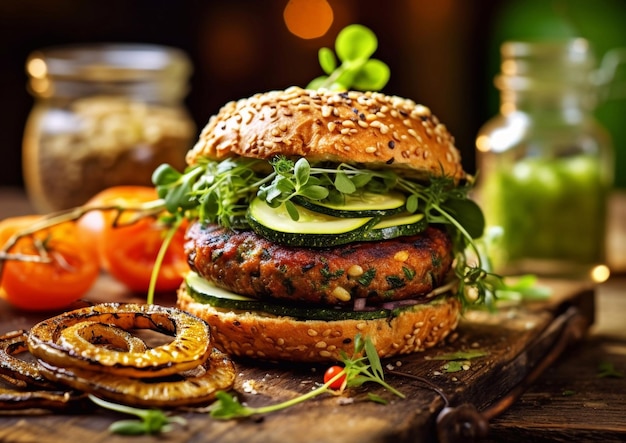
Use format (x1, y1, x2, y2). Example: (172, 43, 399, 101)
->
(177, 285, 461, 363)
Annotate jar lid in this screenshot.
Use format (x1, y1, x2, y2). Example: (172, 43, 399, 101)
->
(26, 43, 192, 100)
(495, 38, 597, 92)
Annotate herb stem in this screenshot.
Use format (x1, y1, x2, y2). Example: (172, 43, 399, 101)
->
(146, 216, 183, 305)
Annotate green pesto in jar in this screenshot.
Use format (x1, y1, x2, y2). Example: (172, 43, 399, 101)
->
(482, 153, 608, 266)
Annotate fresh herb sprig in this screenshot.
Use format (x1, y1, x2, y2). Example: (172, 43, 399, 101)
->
(307, 24, 390, 92)
(209, 335, 404, 420)
(88, 394, 187, 436)
(153, 158, 271, 228)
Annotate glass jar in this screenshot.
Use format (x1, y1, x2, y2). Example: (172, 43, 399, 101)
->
(475, 39, 614, 278)
(23, 43, 196, 212)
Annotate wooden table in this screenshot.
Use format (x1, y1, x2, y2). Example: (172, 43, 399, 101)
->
(0, 187, 625, 442)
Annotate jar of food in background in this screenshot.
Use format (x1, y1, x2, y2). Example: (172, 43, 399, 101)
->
(23, 43, 196, 212)
(475, 39, 614, 280)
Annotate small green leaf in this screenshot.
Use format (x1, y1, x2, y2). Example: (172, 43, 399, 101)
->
(285, 201, 300, 221)
(318, 47, 337, 74)
(294, 158, 311, 186)
(335, 172, 357, 194)
(443, 198, 485, 239)
(351, 173, 372, 188)
(364, 336, 384, 379)
(406, 194, 419, 213)
(367, 393, 388, 404)
(306, 76, 329, 90)
(336, 24, 378, 62)
(109, 420, 149, 436)
(301, 185, 329, 200)
(352, 59, 391, 91)
(152, 163, 181, 187)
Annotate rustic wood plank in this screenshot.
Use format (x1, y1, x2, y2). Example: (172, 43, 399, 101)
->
(0, 278, 595, 442)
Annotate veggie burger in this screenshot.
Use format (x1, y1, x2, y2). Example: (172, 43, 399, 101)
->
(166, 86, 483, 362)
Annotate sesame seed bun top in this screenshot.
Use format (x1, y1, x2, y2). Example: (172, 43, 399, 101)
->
(186, 86, 466, 182)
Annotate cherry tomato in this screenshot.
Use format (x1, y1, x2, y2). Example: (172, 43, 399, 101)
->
(0, 215, 100, 311)
(77, 186, 188, 293)
(323, 365, 347, 390)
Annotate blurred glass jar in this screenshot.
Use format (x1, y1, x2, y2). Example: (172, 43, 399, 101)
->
(475, 39, 614, 279)
(23, 43, 196, 212)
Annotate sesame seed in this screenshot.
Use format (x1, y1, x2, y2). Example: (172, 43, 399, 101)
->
(319, 350, 332, 358)
(358, 120, 369, 128)
(342, 120, 356, 128)
(365, 146, 377, 153)
(242, 110, 254, 125)
(340, 128, 352, 135)
(327, 122, 337, 132)
(315, 341, 327, 349)
(321, 105, 332, 118)
(356, 322, 367, 331)
(307, 329, 318, 337)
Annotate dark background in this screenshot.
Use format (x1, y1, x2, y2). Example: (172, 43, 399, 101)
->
(2, 0, 626, 190)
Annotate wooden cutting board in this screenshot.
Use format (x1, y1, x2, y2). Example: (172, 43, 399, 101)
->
(0, 277, 595, 443)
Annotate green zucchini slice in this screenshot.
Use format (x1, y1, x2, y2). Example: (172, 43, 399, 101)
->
(185, 272, 396, 321)
(293, 191, 406, 217)
(247, 197, 378, 247)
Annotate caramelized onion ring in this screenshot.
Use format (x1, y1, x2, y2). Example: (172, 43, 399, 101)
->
(37, 348, 236, 408)
(0, 330, 86, 412)
(27, 303, 212, 378)
(0, 388, 86, 412)
(58, 321, 149, 353)
(0, 330, 56, 389)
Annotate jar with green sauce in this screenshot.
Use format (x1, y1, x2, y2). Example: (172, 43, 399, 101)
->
(475, 39, 614, 277)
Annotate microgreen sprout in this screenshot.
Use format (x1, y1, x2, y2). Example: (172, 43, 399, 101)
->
(208, 335, 404, 419)
(307, 24, 390, 92)
(88, 394, 187, 436)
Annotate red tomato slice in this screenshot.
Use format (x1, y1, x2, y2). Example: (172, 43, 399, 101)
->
(0, 215, 100, 311)
(78, 186, 188, 293)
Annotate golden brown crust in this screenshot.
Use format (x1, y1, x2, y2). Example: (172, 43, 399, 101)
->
(177, 286, 461, 363)
(186, 87, 465, 182)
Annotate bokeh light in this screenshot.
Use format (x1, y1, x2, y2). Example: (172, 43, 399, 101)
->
(283, 0, 334, 39)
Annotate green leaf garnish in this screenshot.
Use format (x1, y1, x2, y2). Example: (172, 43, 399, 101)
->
(207, 335, 404, 420)
(306, 24, 390, 91)
(88, 395, 187, 436)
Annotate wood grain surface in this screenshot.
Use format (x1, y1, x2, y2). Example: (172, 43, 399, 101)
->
(0, 276, 595, 443)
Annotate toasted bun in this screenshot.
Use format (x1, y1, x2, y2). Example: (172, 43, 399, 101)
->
(177, 285, 461, 363)
(187, 87, 465, 182)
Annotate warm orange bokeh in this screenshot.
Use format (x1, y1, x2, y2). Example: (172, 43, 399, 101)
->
(283, 0, 334, 39)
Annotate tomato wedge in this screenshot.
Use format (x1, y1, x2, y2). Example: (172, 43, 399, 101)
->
(0, 215, 100, 311)
(78, 186, 188, 293)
